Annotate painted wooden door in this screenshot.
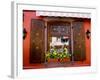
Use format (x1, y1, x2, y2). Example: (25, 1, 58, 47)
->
(73, 21, 86, 61)
(30, 19, 45, 63)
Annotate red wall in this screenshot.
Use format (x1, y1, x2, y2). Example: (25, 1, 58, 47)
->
(23, 10, 91, 68)
(84, 19, 91, 65)
(23, 10, 43, 68)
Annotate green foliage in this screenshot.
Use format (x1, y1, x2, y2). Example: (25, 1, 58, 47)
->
(57, 52, 70, 59)
(45, 47, 71, 61)
(46, 48, 58, 59)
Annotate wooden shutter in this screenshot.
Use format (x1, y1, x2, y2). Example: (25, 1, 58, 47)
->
(73, 21, 86, 61)
(30, 19, 45, 63)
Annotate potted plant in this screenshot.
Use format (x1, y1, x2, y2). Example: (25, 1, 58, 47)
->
(58, 46, 71, 62)
(45, 48, 58, 63)
(58, 53, 71, 62)
(45, 45, 71, 63)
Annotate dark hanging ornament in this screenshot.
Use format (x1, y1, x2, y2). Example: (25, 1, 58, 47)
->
(23, 28, 27, 40)
(86, 29, 91, 39)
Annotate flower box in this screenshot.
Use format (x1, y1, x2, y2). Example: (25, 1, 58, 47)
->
(59, 58, 70, 62)
(47, 58, 58, 63)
